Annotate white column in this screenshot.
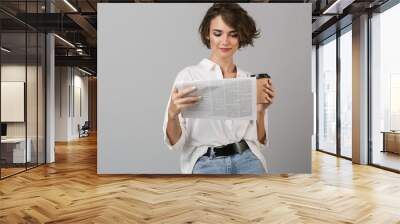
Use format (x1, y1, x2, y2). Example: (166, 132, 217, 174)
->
(46, 1, 55, 163)
(352, 14, 369, 164)
(312, 45, 317, 150)
(46, 33, 55, 163)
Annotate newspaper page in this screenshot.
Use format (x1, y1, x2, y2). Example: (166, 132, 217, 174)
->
(175, 78, 256, 120)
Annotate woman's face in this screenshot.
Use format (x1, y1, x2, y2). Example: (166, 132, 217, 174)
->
(208, 15, 239, 60)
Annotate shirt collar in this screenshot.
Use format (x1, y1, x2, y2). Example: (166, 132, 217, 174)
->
(199, 58, 246, 78)
(199, 58, 217, 71)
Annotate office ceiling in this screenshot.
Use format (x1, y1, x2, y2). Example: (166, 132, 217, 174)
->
(0, 0, 392, 75)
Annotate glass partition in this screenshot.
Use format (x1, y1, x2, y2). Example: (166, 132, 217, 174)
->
(1, 31, 28, 177)
(317, 36, 337, 155)
(371, 3, 400, 171)
(38, 32, 45, 165)
(0, 1, 46, 179)
(339, 28, 352, 158)
(27, 31, 38, 170)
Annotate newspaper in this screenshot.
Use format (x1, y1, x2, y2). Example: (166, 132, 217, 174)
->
(175, 78, 256, 120)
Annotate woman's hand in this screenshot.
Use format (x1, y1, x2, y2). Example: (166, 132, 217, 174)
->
(256, 78, 275, 113)
(168, 86, 201, 119)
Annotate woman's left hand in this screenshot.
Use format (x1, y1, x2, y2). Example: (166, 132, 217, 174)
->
(256, 78, 275, 113)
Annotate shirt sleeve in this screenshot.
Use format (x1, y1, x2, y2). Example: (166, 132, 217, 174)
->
(162, 68, 189, 151)
(162, 102, 188, 151)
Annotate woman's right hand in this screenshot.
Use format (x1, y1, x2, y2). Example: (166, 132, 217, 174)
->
(168, 86, 201, 119)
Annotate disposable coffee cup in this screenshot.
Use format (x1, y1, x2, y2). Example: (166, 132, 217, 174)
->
(251, 73, 271, 79)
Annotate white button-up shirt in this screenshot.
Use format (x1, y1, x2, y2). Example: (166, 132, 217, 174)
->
(163, 58, 269, 174)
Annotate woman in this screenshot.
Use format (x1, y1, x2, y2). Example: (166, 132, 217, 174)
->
(163, 3, 275, 174)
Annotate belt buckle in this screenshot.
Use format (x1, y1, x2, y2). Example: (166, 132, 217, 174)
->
(233, 141, 247, 154)
(214, 144, 225, 149)
(232, 142, 241, 154)
(208, 147, 216, 159)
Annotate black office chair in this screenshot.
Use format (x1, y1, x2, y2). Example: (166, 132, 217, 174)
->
(79, 121, 90, 138)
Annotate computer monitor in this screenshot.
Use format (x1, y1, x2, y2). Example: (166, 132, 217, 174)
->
(1, 123, 7, 137)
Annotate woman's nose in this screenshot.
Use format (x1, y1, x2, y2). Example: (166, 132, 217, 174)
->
(221, 35, 229, 45)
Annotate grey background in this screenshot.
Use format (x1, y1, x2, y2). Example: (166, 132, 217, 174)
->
(98, 3, 312, 174)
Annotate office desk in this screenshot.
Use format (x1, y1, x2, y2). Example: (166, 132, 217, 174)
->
(382, 131, 400, 154)
(1, 138, 32, 163)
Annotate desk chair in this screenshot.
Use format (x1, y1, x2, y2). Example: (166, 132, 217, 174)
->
(79, 121, 90, 138)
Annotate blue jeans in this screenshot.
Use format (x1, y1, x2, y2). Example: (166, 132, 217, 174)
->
(192, 149, 266, 174)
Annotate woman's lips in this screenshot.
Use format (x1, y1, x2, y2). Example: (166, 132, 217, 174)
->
(220, 48, 231, 52)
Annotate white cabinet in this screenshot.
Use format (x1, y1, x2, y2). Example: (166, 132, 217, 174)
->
(1, 138, 32, 163)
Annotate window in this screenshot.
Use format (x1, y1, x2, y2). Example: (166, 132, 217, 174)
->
(390, 74, 400, 131)
(340, 28, 352, 158)
(371, 2, 400, 171)
(318, 36, 337, 154)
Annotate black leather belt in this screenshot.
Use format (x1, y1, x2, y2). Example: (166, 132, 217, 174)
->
(204, 140, 249, 157)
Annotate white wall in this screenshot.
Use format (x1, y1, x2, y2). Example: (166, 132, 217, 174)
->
(312, 45, 317, 150)
(1, 65, 26, 127)
(72, 73, 89, 138)
(98, 3, 312, 174)
(1, 65, 38, 138)
(55, 67, 89, 141)
(1, 63, 46, 164)
(55, 67, 69, 141)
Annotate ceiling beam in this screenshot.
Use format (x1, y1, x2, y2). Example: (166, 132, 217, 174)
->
(322, 0, 356, 14)
(66, 14, 97, 36)
(55, 55, 96, 69)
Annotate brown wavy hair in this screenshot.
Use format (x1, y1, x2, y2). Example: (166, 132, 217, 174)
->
(199, 3, 260, 49)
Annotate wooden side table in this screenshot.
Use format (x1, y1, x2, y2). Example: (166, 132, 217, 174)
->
(381, 131, 400, 154)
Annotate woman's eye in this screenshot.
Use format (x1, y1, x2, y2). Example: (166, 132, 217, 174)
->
(213, 32, 221, 37)
(231, 33, 238, 37)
